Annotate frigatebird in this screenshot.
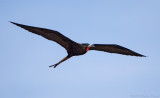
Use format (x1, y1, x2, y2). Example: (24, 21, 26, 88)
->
(10, 22, 145, 68)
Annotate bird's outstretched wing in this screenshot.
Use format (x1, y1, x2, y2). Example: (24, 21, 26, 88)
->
(10, 22, 79, 51)
(89, 44, 145, 57)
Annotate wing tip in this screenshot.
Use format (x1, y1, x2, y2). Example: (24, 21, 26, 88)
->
(141, 55, 147, 57)
(9, 21, 15, 24)
(138, 55, 147, 57)
(10, 21, 28, 29)
(134, 54, 147, 57)
(10, 21, 20, 26)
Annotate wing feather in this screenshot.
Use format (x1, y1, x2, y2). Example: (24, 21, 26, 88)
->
(90, 44, 145, 57)
(10, 22, 78, 51)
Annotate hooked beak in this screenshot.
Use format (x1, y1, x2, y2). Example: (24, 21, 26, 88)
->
(89, 44, 95, 47)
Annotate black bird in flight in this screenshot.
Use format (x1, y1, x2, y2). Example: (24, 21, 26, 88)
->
(11, 22, 145, 68)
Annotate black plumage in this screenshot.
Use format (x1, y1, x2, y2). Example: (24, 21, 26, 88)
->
(11, 22, 146, 68)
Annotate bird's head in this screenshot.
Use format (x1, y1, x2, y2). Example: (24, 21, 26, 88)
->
(82, 43, 90, 48)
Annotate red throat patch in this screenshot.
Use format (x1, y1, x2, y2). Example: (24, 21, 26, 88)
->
(86, 47, 90, 52)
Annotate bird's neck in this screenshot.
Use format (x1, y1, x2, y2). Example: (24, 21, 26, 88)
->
(86, 46, 90, 52)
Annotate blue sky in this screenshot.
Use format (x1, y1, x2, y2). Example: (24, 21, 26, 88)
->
(1, 0, 160, 98)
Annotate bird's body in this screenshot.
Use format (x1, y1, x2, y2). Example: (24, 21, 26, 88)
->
(11, 22, 145, 68)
